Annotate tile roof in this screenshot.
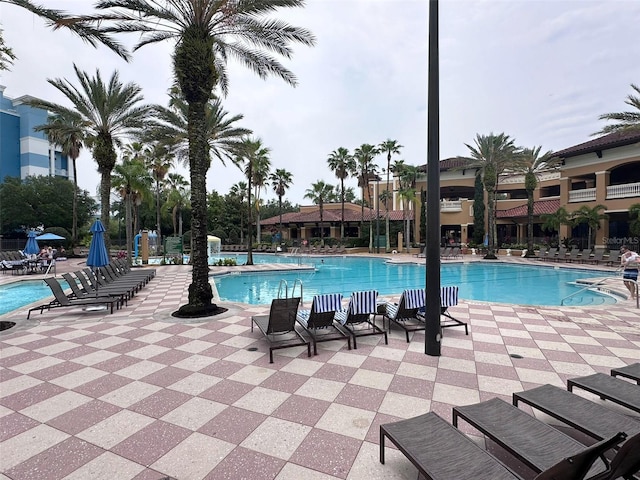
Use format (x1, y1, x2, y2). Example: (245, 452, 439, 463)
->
(497, 199, 560, 218)
(260, 209, 412, 225)
(551, 130, 640, 159)
(417, 157, 473, 173)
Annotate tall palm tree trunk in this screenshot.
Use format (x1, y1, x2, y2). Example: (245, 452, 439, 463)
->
(71, 157, 78, 244)
(526, 193, 534, 255)
(246, 164, 254, 265)
(125, 193, 133, 263)
(386, 157, 391, 252)
(185, 100, 214, 308)
(340, 178, 345, 241)
(156, 180, 162, 254)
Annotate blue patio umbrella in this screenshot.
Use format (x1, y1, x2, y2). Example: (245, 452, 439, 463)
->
(87, 220, 110, 294)
(24, 230, 40, 256)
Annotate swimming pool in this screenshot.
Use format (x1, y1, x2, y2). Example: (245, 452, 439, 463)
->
(212, 255, 618, 307)
(0, 279, 68, 317)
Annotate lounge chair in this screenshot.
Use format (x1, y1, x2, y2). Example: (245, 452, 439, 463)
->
(449, 246, 461, 259)
(334, 290, 388, 349)
(75, 270, 136, 300)
(566, 248, 582, 263)
(62, 272, 129, 306)
(440, 247, 452, 259)
(296, 293, 351, 355)
(251, 297, 310, 363)
(452, 397, 623, 478)
(513, 384, 640, 442)
(380, 410, 627, 480)
(539, 247, 557, 261)
(567, 373, 640, 414)
(437, 286, 468, 335)
(611, 363, 640, 384)
(384, 288, 426, 342)
(582, 248, 606, 265)
(27, 277, 121, 319)
(553, 247, 568, 262)
(605, 250, 621, 266)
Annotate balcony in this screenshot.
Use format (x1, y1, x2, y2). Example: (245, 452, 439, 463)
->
(440, 200, 462, 212)
(569, 188, 596, 203)
(607, 182, 640, 199)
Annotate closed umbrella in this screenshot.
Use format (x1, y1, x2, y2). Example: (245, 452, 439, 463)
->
(87, 220, 110, 296)
(24, 230, 40, 256)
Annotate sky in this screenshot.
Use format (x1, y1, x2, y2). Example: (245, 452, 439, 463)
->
(1, 0, 639, 207)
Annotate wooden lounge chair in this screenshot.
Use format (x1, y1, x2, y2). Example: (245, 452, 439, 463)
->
(384, 288, 426, 342)
(28, 277, 121, 319)
(567, 373, 640, 414)
(611, 363, 640, 384)
(513, 384, 640, 442)
(251, 297, 310, 363)
(296, 293, 351, 355)
(380, 411, 627, 480)
(334, 290, 388, 349)
(452, 397, 622, 478)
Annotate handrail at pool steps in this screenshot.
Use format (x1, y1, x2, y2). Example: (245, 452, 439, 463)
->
(560, 266, 638, 308)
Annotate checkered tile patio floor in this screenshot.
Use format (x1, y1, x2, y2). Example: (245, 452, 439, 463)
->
(1, 262, 639, 480)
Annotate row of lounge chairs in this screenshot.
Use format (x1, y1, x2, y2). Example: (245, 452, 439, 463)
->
(27, 259, 155, 319)
(381, 364, 640, 480)
(252, 287, 469, 363)
(539, 247, 620, 265)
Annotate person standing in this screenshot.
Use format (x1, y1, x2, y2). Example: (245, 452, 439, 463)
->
(620, 245, 639, 299)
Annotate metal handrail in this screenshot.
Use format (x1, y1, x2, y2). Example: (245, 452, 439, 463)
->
(277, 279, 288, 299)
(560, 267, 623, 306)
(291, 279, 304, 306)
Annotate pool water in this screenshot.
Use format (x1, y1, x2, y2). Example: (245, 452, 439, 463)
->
(0, 279, 68, 316)
(213, 255, 618, 307)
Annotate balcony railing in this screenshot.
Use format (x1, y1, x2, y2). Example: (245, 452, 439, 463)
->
(440, 200, 462, 212)
(569, 188, 596, 203)
(607, 182, 640, 199)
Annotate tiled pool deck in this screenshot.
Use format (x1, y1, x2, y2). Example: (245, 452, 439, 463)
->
(0, 257, 638, 480)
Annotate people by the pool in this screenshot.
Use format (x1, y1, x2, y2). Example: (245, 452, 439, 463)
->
(620, 245, 639, 299)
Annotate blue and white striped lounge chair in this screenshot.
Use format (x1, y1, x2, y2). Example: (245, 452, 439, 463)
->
(439, 286, 468, 335)
(296, 293, 351, 355)
(384, 288, 426, 342)
(335, 290, 388, 349)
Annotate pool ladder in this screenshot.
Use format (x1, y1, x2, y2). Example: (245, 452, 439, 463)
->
(560, 266, 638, 308)
(277, 279, 304, 307)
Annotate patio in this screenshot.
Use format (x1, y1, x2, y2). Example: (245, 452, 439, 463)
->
(0, 260, 639, 479)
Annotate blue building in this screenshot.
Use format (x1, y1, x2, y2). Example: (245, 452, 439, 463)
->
(0, 86, 71, 183)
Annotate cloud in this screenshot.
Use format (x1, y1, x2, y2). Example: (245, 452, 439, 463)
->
(1, 0, 639, 207)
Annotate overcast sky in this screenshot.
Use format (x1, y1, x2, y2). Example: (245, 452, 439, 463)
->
(1, 0, 639, 206)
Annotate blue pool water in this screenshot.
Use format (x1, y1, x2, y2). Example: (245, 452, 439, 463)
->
(0, 279, 68, 316)
(213, 255, 618, 307)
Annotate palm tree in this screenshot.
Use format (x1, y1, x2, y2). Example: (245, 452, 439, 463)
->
(395, 162, 418, 253)
(630, 203, 640, 237)
(34, 110, 87, 244)
(571, 204, 608, 250)
(112, 156, 152, 263)
(379, 139, 402, 251)
(87, 1, 315, 315)
(463, 133, 520, 259)
(144, 143, 174, 253)
(304, 181, 335, 246)
(270, 168, 293, 242)
(510, 146, 558, 257)
(229, 182, 248, 246)
(236, 138, 270, 266)
(327, 147, 356, 241)
(27, 65, 152, 247)
(596, 84, 640, 134)
(252, 155, 272, 244)
(353, 144, 380, 233)
(164, 173, 189, 236)
(0, 0, 128, 69)
(540, 207, 570, 242)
